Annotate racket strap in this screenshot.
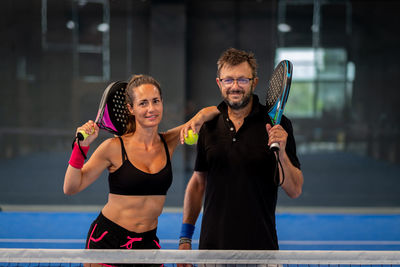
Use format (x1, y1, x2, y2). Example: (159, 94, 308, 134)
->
(273, 151, 285, 186)
(69, 140, 89, 169)
(71, 137, 88, 160)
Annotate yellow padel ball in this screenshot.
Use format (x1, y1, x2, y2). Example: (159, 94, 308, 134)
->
(184, 129, 199, 145)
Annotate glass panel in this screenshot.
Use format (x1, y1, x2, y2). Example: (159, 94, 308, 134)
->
(275, 47, 354, 119)
(285, 82, 315, 118)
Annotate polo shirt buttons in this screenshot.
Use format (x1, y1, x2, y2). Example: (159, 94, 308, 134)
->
(230, 127, 234, 131)
(233, 137, 236, 142)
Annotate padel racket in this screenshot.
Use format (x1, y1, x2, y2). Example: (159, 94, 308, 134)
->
(266, 60, 293, 151)
(77, 81, 129, 140)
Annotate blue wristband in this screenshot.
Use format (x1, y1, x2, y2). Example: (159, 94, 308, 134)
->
(180, 223, 195, 239)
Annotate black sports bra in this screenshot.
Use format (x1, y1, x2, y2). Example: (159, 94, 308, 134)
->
(108, 135, 173, 196)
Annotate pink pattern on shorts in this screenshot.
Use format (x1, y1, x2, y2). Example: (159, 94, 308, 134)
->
(87, 224, 108, 249)
(120, 236, 143, 249)
(153, 240, 161, 248)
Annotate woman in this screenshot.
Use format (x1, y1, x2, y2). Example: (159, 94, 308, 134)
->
(64, 74, 218, 266)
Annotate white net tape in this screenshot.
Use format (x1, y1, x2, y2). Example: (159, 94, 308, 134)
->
(1, 249, 400, 265)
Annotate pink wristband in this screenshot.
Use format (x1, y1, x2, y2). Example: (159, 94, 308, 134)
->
(68, 143, 90, 169)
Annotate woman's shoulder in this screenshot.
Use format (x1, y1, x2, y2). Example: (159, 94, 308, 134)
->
(101, 136, 120, 146)
(96, 136, 122, 154)
(158, 132, 170, 148)
(158, 132, 176, 158)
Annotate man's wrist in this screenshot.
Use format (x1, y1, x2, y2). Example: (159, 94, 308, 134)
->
(179, 237, 192, 245)
(180, 223, 195, 239)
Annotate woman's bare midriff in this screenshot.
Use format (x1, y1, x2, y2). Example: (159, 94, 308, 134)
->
(101, 193, 166, 233)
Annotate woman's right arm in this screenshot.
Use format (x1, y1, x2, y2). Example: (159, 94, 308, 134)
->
(63, 121, 112, 195)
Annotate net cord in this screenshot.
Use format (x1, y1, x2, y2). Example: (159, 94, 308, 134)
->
(1, 249, 400, 265)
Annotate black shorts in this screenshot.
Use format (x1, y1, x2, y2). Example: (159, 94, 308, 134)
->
(86, 212, 161, 267)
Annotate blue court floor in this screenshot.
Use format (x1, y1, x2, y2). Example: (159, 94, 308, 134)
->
(0, 211, 399, 250)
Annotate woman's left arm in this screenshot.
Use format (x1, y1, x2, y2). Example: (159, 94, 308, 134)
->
(162, 106, 220, 154)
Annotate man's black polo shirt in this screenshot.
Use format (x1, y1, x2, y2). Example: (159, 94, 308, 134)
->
(195, 94, 300, 250)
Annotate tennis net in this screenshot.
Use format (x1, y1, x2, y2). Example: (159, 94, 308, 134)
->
(1, 249, 400, 266)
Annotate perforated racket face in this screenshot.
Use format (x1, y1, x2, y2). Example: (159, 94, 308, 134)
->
(266, 60, 293, 125)
(96, 81, 129, 136)
(266, 62, 286, 111)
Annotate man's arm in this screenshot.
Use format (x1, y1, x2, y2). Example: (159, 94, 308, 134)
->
(179, 171, 207, 250)
(279, 152, 303, 198)
(266, 123, 303, 198)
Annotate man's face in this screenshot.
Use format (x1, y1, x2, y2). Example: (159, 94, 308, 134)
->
(217, 61, 258, 110)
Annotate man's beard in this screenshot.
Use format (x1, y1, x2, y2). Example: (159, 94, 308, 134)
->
(223, 88, 253, 110)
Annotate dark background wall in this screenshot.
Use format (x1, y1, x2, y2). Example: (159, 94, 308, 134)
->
(0, 0, 399, 210)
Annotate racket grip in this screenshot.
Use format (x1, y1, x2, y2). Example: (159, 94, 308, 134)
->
(77, 130, 89, 141)
(77, 127, 95, 141)
(270, 142, 280, 152)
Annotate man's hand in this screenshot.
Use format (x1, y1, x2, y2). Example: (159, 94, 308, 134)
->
(177, 242, 193, 267)
(266, 123, 288, 156)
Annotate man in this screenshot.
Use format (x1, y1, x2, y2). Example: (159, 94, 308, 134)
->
(179, 48, 303, 250)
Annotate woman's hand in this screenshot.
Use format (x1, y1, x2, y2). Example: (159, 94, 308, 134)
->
(76, 120, 99, 146)
(180, 106, 220, 144)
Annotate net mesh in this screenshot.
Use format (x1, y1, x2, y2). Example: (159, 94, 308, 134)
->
(1, 249, 400, 267)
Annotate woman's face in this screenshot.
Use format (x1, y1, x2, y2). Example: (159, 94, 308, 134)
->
(128, 83, 163, 129)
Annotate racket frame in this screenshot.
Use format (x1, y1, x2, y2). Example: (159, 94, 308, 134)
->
(95, 81, 129, 136)
(267, 60, 293, 151)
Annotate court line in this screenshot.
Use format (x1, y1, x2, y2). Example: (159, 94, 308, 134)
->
(279, 240, 400, 245)
(2, 205, 400, 213)
(1, 239, 400, 245)
(0, 239, 84, 243)
(0, 239, 196, 244)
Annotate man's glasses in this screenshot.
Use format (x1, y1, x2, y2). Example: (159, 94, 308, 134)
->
(219, 77, 254, 86)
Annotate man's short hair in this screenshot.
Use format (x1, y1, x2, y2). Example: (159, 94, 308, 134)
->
(217, 48, 258, 78)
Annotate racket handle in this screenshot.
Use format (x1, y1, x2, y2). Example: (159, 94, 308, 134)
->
(76, 127, 95, 141)
(77, 130, 89, 141)
(270, 142, 280, 152)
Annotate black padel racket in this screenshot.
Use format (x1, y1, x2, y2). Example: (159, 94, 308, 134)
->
(77, 81, 129, 140)
(266, 60, 293, 151)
